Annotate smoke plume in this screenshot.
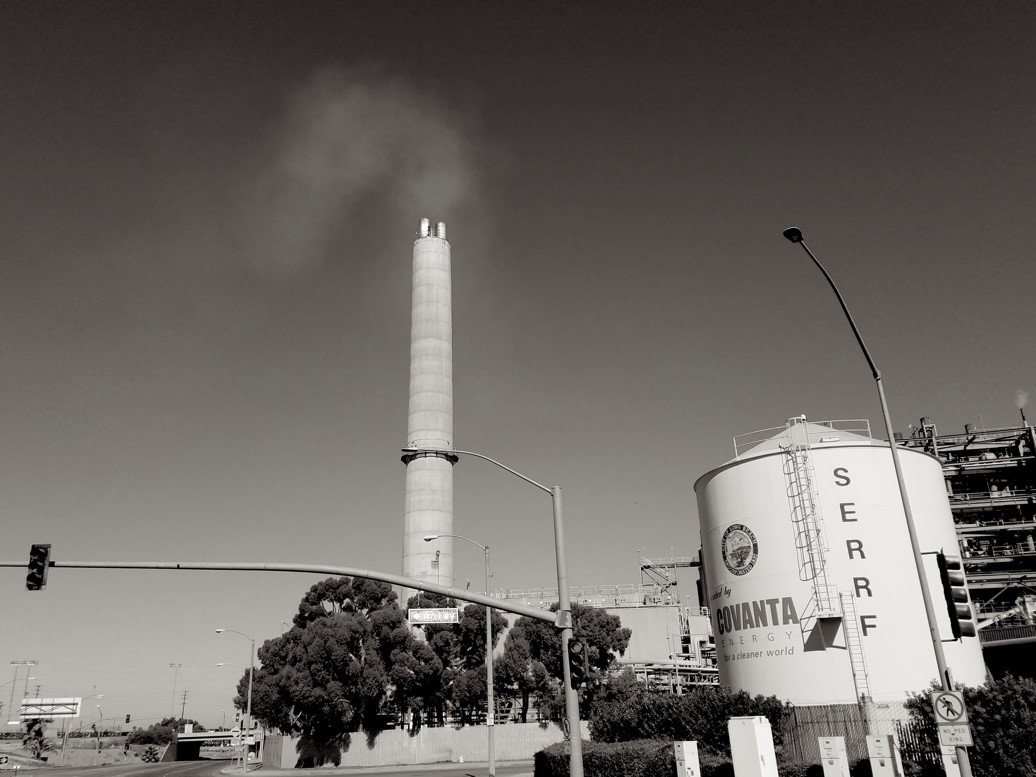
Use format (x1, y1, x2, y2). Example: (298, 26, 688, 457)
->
(241, 69, 488, 277)
(1017, 390, 1029, 409)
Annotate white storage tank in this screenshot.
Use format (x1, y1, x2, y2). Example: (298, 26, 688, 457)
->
(694, 417, 986, 705)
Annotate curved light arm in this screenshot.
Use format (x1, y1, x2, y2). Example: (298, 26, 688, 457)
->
(403, 445, 579, 776)
(784, 227, 971, 777)
(215, 628, 254, 643)
(783, 228, 878, 379)
(402, 447, 552, 495)
(424, 533, 487, 553)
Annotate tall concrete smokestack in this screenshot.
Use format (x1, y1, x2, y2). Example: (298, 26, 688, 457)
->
(401, 218, 455, 602)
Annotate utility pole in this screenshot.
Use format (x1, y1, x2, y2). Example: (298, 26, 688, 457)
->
(180, 691, 188, 722)
(168, 663, 182, 718)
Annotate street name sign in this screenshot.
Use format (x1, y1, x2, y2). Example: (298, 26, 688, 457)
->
(408, 608, 460, 624)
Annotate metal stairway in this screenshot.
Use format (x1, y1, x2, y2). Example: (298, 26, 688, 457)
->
(782, 417, 841, 650)
(839, 591, 871, 701)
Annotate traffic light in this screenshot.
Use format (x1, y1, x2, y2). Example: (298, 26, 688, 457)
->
(937, 552, 977, 639)
(567, 640, 587, 689)
(125, 714, 131, 725)
(26, 544, 52, 591)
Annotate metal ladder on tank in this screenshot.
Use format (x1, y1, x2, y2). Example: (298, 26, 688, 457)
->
(839, 591, 871, 701)
(782, 422, 840, 649)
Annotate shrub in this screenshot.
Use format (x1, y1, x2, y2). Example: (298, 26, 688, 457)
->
(905, 674, 1036, 777)
(534, 739, 736, 777)
(588, 680, 790, 757)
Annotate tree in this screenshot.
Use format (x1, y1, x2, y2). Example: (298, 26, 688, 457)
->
(22, 719, 52, 760)
(126, 717, 205, 746)
(495, 618, 555, 723)
(245, 576, 418, 765)
(905, 674, 1036, 777)
(497, 602, 631, 722)
(405, 591, 508, 726)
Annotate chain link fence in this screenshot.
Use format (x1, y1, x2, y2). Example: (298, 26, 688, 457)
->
(781, 700, 939, 769)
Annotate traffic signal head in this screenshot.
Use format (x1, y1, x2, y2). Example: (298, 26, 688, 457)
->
(567, 639, 588, 689)
(937, 552, 976, 639)
(125, 714, 131, 725)
(26, 544, 52, 591)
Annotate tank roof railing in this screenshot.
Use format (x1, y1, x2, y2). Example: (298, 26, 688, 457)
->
(640, 556, 701, 568)
(492, 582, 674, 609)
(733, 418, 872, 458)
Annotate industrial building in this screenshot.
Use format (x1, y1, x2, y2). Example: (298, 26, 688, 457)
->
(492, 555, 717, 695)
(899, 417, 1036, 665)
(694, 416, 986, 707)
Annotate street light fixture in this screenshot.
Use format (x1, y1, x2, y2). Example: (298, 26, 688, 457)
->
(424, 533, 496, 776)
(783, 227, 973, 777)
(216, 628, 255, 775)
(403, 446, 583, 777)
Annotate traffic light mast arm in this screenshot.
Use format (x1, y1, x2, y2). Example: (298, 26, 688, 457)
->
(3, 557, 559, 624)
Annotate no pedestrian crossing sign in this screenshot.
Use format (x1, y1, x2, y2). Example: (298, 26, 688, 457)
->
(931, 691, 968, 725)
(931, 691, 972, 748)
(938, 725, 973, 747)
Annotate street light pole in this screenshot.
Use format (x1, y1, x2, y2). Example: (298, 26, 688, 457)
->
(8, 660, 37, 725)
(783, 227, 972, 777)
(404, 447, 583, 777)
(424, 533, 496, 776)
(217, 628, 255, 775)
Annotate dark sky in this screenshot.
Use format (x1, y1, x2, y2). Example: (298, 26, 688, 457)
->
(2, 0, 1034, 724)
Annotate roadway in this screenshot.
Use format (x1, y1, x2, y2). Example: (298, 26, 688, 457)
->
(6, 760, 535, 777)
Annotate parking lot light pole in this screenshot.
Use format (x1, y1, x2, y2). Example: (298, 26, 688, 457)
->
(216, 629, 254, 774)
(403, 447, 583, 777)
(425, 533, 496, 776)
(783, 227, 972, 777)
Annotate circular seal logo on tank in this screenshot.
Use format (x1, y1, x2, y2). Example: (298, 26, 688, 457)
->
(721, 523, 759, 576)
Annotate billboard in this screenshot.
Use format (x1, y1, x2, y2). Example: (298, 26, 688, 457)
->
(20, 698, 81, 718)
